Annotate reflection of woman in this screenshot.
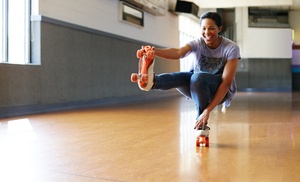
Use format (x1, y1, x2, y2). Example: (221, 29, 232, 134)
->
(140, 12, 241, 130)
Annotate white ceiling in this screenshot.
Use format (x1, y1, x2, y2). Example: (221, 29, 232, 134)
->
(191, 0, 300, 10)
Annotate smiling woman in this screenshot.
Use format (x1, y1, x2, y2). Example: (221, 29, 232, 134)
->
(132, 12, 241, 132)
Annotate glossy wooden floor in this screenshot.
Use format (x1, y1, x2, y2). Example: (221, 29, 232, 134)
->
(0, 92, 299, 182)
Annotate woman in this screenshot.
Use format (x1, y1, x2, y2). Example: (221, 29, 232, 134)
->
(137, 12, 241, 130)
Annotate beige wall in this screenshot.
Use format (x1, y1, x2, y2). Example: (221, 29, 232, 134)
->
(236, 7, 292, 59)
(35, 0, 179, 48)
(290, 11, 300, 44)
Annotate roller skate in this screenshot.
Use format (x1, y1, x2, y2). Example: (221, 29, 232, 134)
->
(131, 45, 155, 91)
(195, 126, 210, 147)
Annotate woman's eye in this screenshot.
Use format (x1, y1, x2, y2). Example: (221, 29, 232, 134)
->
(202, 27, 216, 31)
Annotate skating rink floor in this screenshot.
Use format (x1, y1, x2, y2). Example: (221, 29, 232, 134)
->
(0, 91, 299, 182)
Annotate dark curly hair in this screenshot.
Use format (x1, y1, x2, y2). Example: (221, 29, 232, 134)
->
(200, 12, 223, 28)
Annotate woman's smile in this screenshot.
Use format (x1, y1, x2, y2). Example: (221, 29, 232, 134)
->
(201, 19, 222, 49)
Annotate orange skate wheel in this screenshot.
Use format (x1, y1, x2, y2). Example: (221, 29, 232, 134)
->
(131, 73, 138, 82)
(144, 45, 152, 52)
(199, 136, 205, 144)
(146, 50, 154, 60)
(137, 49, 143, 58)
(205, 137, 209, 147)
(196, 136, 200, 147)
(141, 74, 148, 83)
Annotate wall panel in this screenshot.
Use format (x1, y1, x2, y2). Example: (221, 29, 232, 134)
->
(0, 18, 180, 117)
(236, 58, 292, 91)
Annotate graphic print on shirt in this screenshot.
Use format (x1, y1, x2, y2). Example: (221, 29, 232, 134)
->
(195, 54, 224, 74)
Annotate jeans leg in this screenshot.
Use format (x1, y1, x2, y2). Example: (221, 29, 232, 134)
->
(152, 72, 193, 98)
(153, 72, 227, 119)
(190, 73, 223, 118)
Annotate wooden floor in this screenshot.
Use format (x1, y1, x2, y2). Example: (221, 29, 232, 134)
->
(0, 91, 299, 182)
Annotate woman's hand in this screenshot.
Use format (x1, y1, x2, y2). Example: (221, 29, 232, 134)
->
(194, 109, 210, 130)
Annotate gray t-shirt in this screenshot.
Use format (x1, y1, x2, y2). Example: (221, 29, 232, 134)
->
(188, 36, 241, 107)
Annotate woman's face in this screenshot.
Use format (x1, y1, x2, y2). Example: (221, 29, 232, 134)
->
(200, 18, 222, 49)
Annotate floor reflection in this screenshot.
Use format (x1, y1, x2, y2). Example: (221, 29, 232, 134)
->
(0, 118, 37, 182)
(0, 92, 299, 181)
(177, 92, 300, 181)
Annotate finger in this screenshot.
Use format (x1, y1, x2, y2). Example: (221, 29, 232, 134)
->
(194, 123, 198, 129)
(194, 122, 201, 130)
(194, 121, 199, 129)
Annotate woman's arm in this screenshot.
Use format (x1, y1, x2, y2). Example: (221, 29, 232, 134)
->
(154, 44, 192, 60)
(194, 58, 239, 129)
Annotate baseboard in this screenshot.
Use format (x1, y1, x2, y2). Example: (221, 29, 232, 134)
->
(0, 91, 180, 118)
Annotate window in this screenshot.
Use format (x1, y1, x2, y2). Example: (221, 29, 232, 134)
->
(119, 1, 144, 27)
(179, 15, 198, 71)
(1, 0, 31, 64)
(248, 7, 290, 28)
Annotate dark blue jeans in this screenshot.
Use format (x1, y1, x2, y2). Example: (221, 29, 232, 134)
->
(152, 72, 227, 118)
